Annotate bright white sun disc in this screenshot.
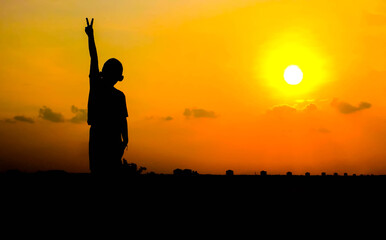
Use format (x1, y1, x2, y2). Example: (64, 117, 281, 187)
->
(284, 65, 303, 85)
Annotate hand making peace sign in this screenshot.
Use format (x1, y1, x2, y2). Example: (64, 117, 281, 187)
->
(85, 18, 94, 36)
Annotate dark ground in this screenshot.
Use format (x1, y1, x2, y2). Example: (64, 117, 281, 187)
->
(1, 171, 385, 230)
(2, 171, 386, 199)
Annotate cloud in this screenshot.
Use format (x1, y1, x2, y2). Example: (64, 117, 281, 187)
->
(317, 127, 330, 134)
(266, 103, 318, 118)
(183, 109, 191, 117)
(70, 105, 87, 123)
(39, 106, 65, 122)
(14, 115, 34, 123)
(2, 115, 35, 124)
(184, 108, 216, 118)
(295, 99, 315, 103)
(303, 103, 318, 113)
(267, 105, 297, 116)
(331, 98, 372, 114)
(145, 116, 174, 121)
(162, 116, 173, 121)
(2, 118, 16, 123)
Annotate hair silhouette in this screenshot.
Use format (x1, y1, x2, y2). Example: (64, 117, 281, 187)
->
(85, 18, 129, 175)
(102, 58, 123, 77)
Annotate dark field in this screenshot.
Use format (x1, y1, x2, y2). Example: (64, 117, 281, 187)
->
(2, 171, 386, 198)
(2, 171, 385, 225)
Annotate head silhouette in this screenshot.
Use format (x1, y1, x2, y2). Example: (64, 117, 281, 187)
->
(102, 58, 124, 86)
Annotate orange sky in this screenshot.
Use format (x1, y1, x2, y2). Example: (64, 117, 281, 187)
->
(1, 0, 386, 174)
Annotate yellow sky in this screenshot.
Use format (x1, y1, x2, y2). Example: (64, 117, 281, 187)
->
(1, 0, 386, 174)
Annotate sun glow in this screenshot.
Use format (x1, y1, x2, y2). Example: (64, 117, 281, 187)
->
(258, 31, 328, 97)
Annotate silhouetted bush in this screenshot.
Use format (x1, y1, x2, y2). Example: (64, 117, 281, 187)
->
(173, 168, 199, 176)
(122, 159, 146, 175)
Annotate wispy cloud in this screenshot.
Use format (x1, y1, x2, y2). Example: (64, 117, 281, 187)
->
(183, 108, 217, 118)
(317, 127, 330, 133)
(162, 116, 173, 121)
(14, 115, 34, 123)
(303, 103, 318, 113)
(267, 104, 297, 116)
(70, 105, 87, 123)
(331, 98, 371, 114)
(39, 106, 65, 122)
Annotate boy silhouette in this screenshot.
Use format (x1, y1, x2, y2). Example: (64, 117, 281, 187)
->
(85, 18, 129, 175)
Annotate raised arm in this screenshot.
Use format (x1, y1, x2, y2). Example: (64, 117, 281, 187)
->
(85, 18, 99, 79)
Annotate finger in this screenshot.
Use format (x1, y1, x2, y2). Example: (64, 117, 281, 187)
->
(91, 18, 94, 26)
(86, 18, 89, 26)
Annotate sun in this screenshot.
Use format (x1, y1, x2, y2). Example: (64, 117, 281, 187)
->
(257, 30, 329, 97)
(284, 65, 303, 85)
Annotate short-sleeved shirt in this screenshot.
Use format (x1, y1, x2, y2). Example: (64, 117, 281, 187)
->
(87, 72, 128, 127)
